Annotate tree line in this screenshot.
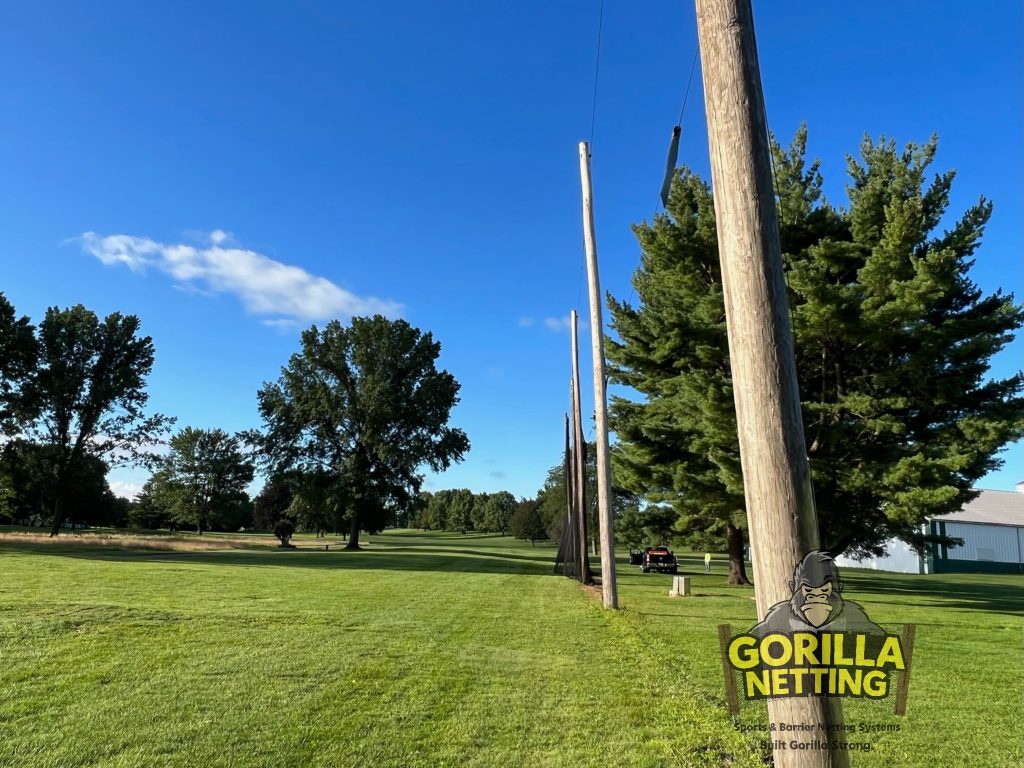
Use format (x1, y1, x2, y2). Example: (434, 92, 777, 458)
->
(1, 306, 470, 543)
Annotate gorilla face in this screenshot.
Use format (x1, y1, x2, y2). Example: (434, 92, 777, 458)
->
(787, 550, 845, 629)
(798, 581, 835, 627)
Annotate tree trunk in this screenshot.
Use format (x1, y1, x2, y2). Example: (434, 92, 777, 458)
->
(49, 495, 64, 537)
(726, 522, 751, 585)
(345, 513, 361, 550)
(197, 521, 202, 535)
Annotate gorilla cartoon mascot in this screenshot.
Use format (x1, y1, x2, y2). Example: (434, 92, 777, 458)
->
(750, 550, 885, 637)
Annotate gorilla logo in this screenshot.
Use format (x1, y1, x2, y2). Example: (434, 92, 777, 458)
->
(749, 550, 885, 637)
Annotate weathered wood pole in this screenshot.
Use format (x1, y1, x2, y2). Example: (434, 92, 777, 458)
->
(564, 411, 573, 534)
(695, 0, 847, 765)
(577, 142, 619, 610)
(570, 311, 593, 585)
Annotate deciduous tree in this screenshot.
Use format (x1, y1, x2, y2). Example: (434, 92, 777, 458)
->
(161, 427, 254, 534)
(253, 316, 469, 549)
(24, 305, 172, 536)
(511, 498, 547, 545)
(0, 293, 37, 436)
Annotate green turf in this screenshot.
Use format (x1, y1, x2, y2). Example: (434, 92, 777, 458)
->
(0, 531, 1020, 767)
(621, 552, 1024, 767)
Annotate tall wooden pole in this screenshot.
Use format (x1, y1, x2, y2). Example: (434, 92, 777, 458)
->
(564, 411, 573, 536)
(694, 1, 847, 766)
(577, 142, 619, 610)
(570, 311, 593, 585)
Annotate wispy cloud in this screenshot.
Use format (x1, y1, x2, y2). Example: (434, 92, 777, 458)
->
(543, 316, 588, 333)
(262, 318, 301, 330)
(80, 230, 403, 322)
(518, 315, 587, 333)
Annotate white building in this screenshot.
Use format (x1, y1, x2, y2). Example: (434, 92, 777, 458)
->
(836, 484, 1024, 575)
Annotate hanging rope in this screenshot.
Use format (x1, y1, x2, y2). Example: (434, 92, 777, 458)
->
(578, 0, 606, 313)
(677, 48, 700, 128)
(588, 0, 606, 150)
(627, 43, 701, 311)
(658, 49, 701, 211)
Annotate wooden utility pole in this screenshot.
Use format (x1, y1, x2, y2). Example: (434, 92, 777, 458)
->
(564, 411, 573, 535)
(694, 1, 847, 766)
(570, 311, 593, 585)
(577, 142, 619, 610)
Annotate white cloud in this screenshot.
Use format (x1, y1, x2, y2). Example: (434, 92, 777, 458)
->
(108, 480, 143, 501)
(262, 318, 301, 330)
(541, 315, 590, 333)
(517, 317, 535, 327)
(543, 317, 570, 332)
(80, 231, 403, 322)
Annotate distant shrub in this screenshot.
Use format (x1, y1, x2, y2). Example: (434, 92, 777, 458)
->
(274, 519, 296, 548)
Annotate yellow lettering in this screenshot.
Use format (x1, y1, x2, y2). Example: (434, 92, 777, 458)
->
(833, 634, 853, 666)
(811, 667, 830, 692)
(789, 667, 807, 695)
(745, 670, 770, 697)
(854, 634, 874, 667)
(771, 668, 790, 695)
(820, 632, 832, 664)
(838, 668, 862, 695)
(793, 633, 818, 666)
(863, 670, 888, 698)
(762, 634, 792, 667)
(876, 636, 905, 670)
(729, 636, 760, 669)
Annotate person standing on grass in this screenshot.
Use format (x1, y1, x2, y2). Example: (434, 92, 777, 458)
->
(704, 552, 712, 572)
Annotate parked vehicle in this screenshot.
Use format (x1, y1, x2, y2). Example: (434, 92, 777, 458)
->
(641, 546, 678, 574)
(628, 550, 643, 565)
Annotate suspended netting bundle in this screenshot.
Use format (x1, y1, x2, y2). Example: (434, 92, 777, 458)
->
(554, 420, 592, 583)
(554, 507, 582, 580)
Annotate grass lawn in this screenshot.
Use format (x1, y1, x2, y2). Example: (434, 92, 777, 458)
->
(0, 530, 1020, 767)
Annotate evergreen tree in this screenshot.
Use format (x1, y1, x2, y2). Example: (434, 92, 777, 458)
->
(608, 128, 1024, 581)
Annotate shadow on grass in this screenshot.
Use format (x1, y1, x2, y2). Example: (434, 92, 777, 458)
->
(377, 544, 555, 563)
(0, 540, 563, 578)
(843, 572, 1024, 617)
(619, 567, 1024, 617)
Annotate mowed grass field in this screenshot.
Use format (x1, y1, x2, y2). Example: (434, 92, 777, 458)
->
(0, 530, 1020, 768)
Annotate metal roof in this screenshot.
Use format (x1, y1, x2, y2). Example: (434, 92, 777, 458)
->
(933, 489, 1024, 527)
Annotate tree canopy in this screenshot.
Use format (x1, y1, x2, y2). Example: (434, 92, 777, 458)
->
(0, 293, 37, 436)
(534, 442, 639, 547)
(160, 427, 255, 534)
(607, 127, 1024, 583)
(14, 304, 172, 535)
(253, 316, 469, 548)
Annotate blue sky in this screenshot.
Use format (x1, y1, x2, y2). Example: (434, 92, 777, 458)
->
(1, 1, 1020, 501)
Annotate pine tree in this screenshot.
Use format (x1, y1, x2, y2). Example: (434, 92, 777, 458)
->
(608, 127, 1024, 582)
